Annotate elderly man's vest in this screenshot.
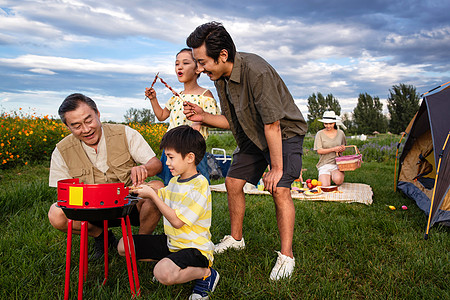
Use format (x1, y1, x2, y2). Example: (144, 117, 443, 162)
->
(56, 124, 136, 186)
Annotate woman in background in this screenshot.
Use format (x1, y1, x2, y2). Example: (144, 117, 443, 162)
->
(314, 111, 347, 186)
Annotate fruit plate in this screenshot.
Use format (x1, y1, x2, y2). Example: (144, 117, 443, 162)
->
(291, 187, 308, 193)
(304, 190, 323, 197)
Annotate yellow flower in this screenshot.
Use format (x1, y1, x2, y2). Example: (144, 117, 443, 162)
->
(43, 138, 47, 142)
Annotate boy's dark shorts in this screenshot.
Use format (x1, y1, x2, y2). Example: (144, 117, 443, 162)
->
(132, 234, 209, 269)
(90, 205, 140, 228)
(227, 135, 304, 188)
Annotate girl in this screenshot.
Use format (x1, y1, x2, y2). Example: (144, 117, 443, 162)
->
(145, 48, 220, 185)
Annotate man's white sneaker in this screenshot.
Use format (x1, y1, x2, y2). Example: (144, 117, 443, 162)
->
(269, 251, 295, 280)
(214, 235, 245, 254)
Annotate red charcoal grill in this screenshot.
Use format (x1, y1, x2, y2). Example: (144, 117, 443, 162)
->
(57, 178, 140, 299)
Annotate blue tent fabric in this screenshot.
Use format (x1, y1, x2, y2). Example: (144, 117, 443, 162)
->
(398, 181, 431, 215)
(398, 181, 450, 225)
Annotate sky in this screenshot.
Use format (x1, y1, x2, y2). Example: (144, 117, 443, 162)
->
(1, 0, 449, 122)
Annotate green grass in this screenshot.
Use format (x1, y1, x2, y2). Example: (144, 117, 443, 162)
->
(0, 153, 449, 299)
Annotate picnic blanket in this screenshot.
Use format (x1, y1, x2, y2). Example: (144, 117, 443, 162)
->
(210, 182, 373, 205)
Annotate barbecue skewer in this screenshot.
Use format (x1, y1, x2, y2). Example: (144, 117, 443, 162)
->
(144, 73, 181, 100)
(151, 72, 159, 88)
(145, 72, 160, 100)
(158, 76, 180, 97)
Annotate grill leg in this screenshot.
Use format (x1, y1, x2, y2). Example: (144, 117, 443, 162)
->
(126, 215, 140, 296)
(78, 221, 87, 300)
(121, 218, 136, 297)
(84, 221, 88, 281)
(103, 220, 109, 285)
(64, 219, 73, 300)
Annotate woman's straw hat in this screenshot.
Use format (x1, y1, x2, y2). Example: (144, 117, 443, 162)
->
(319, 111, 347, 129)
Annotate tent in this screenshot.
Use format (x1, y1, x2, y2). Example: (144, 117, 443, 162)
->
(395, 82, 450, 239)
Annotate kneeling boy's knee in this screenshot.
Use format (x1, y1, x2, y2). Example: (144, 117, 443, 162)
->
(154, 260, 177, 285)
(153, 269, 173, 285)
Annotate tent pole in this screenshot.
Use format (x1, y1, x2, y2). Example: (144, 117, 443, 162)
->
(424, 131, 450, 240)
(394, 132, 406, 192)
(420, 81, 450, 97)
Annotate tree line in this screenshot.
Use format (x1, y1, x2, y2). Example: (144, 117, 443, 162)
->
(125, 83, 421, 135)
(307, 83, 421, 134)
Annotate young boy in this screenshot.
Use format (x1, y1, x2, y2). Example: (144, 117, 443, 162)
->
(117, 125, 218, 300)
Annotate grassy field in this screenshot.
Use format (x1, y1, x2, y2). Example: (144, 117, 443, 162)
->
(0, 140, 449, 299)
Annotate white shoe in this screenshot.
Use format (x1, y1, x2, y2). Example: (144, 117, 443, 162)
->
(214, 235, 245, 254)
(270, 251, 295, 280)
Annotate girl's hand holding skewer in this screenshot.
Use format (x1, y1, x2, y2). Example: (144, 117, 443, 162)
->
(144, 72, 159, 100)
(145, 87, 157, 101)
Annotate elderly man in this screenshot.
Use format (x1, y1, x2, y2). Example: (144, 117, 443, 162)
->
(183, 22, 307, 280)
(48, 93, 163, 259)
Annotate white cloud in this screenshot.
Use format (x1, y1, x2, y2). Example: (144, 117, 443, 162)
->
(29, 68, 56, 75)
(0, 55, 161, 75)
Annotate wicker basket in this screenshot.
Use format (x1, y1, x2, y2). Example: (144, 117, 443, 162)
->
(335, 145, 362, 171)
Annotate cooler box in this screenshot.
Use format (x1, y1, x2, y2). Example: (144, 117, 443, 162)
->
(212, 148, 232, 177)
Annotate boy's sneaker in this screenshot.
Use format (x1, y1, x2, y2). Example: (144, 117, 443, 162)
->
(89, 230, 119, 260)
(269, 251, 295, 280)
(189, 268, 220, 300)
(214, 235, 245, 254)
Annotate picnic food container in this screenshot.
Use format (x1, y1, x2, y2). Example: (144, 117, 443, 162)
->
(321, 185, 339, 192)
(212, 148, 232, 177)
(335, 145, 362, 171)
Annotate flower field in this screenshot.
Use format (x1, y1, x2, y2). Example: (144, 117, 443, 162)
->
(126, 122, 167, 157)
(1, 108, 403, 169)
(0, 109, 168, 169)
(0, 110, 70, 168)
